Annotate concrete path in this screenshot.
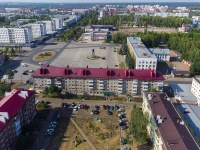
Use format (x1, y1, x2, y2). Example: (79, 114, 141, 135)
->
(70, 118, 97, 150)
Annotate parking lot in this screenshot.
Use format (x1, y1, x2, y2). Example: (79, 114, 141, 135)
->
(37, 98, 136, 150)
(51, 43, 119, 68)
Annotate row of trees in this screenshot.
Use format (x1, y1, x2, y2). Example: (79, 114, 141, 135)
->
(58, 12, 99, 41)
(0, 16, 10, 27)
(129, 105, 149, 145)
(136, 16, 191, 28)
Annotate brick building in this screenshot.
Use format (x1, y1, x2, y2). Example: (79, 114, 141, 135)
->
(0, 89, 36, 150)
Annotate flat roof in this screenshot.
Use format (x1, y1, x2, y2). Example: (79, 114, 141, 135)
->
(127, 37, 157, 59)
(170, 84, 197, 103)
(177, 104, 200, 140)
(149, 48, 170, 55)
(144, 92, 200, 150)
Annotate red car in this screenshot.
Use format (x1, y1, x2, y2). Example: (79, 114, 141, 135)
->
(80, 104, 85, 109)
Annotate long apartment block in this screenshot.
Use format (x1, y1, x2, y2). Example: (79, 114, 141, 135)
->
(0, 89, 36, 150)
(32, 66, 165, 96)
(142, 92, 200, 150)
(0, 27, 33, 43)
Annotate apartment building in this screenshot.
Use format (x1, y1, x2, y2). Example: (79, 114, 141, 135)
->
(39, 20, 56, 34)
(51, 18, 63, 30)
(127, 37, 157, 70)
(22, 23, 47, 39)
(149, 48, 170, 62)
(32, 66, 164, 96)
(0, 27, 33, 44)
(85, 25, 113, 32)
(142, 92, 199, 150)
(191, 77, 200, 105)
(63, 15, 81, 26)
(0, 89, 36, 150)
(84, 31, 108, 41)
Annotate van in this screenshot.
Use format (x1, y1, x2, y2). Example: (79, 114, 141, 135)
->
(21, 63, 28, 67)
(28, 70, 34, 73)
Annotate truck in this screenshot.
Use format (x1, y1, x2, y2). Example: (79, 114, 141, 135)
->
(21, 63, 28, 67)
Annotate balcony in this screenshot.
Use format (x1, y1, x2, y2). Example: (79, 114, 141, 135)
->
(89, 83, 93, 86)
(132, 80, 138, 84)
(133, 85, 138, 88)
(118, 79, 123, 84)
(143, 82, 149, 85)
(89, 86, 93, 90)
(132, 90, 137, 94)
(99, 80, 104, 84)
(118, 87, 123, 91)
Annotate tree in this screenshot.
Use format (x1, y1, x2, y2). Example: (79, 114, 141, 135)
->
(129, 107, 149, 145)
(150, 88, 158, 92)
(6, 68, 14, 82)
(10, 47, 15, 56)
(190, 62, 200, 75)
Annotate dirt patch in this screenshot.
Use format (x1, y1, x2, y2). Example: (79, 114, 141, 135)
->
(118, 27, 177, 34)
(48, 118, 91, 150)
(33, 51, 56, 61)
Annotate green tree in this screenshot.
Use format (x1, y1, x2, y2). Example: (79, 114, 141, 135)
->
(129, 107, 149, 145)
(190, 62, 200, 75)
(6, 68, 14, 81)
(150, 88, 158, 92)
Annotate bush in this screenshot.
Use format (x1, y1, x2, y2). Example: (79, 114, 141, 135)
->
(37, 103, 48, 108)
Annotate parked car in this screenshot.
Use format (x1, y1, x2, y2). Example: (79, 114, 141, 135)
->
(73, 106, 78, 111)
(84, 105, 88, 110)
(102, 57, 106, 60)
(49, 124, 56, 129)
(12, 69, 18, 73)
(106, 105, 110, 110)
(103, 105, 107, 109)
(121, 125, 128, 130)
(119, 122, 127, 126)
(39, 62, 43, 65)
(114, 105, 120, 110)
(120, 118, 127, 122)
(45, 132, 53, 136)
(100, 46, 106, 49)
(35, 100, 40, 105)
(119, 115, 126, 119)
(45, 101, 50, 105)
(118, 108, 125, 112)
(71, 102, 76, 107)
(110, 106, 114, 110)
(107, 111, 113, 115)
(80, 104, 85, 109)
(47, 128, 55, 132)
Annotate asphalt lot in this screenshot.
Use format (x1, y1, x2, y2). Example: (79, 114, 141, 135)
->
(51, 43, 119, 68)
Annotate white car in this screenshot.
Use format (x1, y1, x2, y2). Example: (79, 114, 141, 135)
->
(118, 108, 125, 112)
(73, 106, 78, 111)
(47, 128, 54, 132)
(35, 100, 40, 105)
(39, 62, 43, 65)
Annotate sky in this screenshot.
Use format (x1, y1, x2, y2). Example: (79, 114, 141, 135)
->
(0, 0, 199, 3)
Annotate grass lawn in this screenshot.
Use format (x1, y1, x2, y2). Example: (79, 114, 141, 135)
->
(87, 55, 100, 60)
(33, 51, 56, 61)
(11, 82, 21, 89)
(119, 62, 125, 69)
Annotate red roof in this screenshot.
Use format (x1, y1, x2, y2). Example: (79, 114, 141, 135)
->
(0, 89, 35, 131)
(32, 66, 165, 81)
(144, 92, 200, 150)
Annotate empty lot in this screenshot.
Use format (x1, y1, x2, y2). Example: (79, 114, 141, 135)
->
(51, 43, 119, 68)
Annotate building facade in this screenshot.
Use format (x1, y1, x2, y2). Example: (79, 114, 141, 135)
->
(127, 37, 157, 70)
(149, 48, 170, 62)
(52, 18, 63, 30)
(142, 92, 199, 150)
(0, 27, 33, 43)
(85, 25, 113, 32)
(191, 77, 200, 105)
(84, 31, 108, 41)
(0, 89, 36, 150)
(32, 66, 165, 96)
(22, 23, 47, 39)
(40, 21, 56, 34)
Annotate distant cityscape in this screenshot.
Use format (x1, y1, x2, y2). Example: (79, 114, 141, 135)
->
(0, 2, 200, 150)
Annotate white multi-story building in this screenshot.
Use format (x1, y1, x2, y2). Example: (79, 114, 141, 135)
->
(22, 23, 47, 39)
(0, 27, 33, 43)
(191, 77, 200, 105)
(32, 66, 165, 96)
(84, 31, 108, 41)
(63, 15, 81, 26)
(40, 20, 56, 34)
(149, 48, 170, 62)
(85, 25, 113, 32)
(52, 18, 63, 30)
(127, 37, 157, 70)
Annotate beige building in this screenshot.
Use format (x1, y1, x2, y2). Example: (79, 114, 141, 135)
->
(32, 66, 165, 96)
